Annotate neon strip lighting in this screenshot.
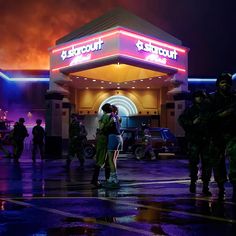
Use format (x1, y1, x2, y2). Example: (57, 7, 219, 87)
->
(52, 52, 186, 73)
(52, 28, 186, 54)
(119, 29, 186, 53)
(98, 95, 138, 116)
(52, 30, 119, 53)
(51, 53, 119, 72)
(188, 78, 217, 82)
(119, 53, 186, 72)
(0, 72, 49, 82)
(105, 100, 134, 114)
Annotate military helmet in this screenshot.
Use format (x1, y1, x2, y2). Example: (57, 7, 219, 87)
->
(216, 73, 232, 86)
(192, 90, 206, 99)
(36, 119, 42, 124)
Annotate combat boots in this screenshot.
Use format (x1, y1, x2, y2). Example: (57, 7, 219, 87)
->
(232, 184, 236, 202)
(64, 158, 71, 169)
(202, 182, 212, 196)
(218, 183, 225, 201)
(189, 181, 196, 193)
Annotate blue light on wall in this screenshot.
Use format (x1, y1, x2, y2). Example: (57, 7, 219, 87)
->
(188, 78, 216, 83)
(0, 71, 49, 82)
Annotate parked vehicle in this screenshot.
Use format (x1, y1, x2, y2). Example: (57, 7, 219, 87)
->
(82, 127, 180, 159)
(122, 127, 180, 158)
(83, 139, 96, 159)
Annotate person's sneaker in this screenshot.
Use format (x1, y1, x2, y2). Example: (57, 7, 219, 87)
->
(104, 181, 120, 189)
(189, 182, 196, 193)
(91, 180, 102, 188)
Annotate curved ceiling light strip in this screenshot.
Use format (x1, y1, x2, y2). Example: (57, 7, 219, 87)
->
(98, 95, 138, 116)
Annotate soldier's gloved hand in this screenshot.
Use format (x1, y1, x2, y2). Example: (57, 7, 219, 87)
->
(193, 117, 200, 124)
(218, 109, 233, 117)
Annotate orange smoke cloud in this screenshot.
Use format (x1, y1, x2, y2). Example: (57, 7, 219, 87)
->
(0, 0, 119, 69)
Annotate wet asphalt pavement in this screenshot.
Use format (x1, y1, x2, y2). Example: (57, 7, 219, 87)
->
(0, 152, 236, 236)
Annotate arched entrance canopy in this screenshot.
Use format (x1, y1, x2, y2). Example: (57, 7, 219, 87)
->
(49, 8, 189, 92)
(51, 27, 187, 83)
(98, 95, 138, 116)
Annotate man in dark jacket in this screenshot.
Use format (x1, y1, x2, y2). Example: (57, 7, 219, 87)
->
(32, 119, 45, 162)
(178, 90, 212, 195)
(12, 118, 29, 162)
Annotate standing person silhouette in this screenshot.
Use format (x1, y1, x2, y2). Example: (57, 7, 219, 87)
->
(12, 118, 29, 162)
(209, 73, 236, 201)
(32, 119, 45, 162)
(91, 103, 112, 188)
(104, 105, 123, 189)
(178, 91, 212, 195)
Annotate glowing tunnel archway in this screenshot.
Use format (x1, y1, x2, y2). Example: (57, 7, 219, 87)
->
(98, 95, 138, 116)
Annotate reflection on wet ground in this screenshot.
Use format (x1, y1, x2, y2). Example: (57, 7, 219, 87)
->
(0, 155, 236, 235)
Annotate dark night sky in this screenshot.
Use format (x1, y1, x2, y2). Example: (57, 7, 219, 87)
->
(0, 0, 235, 77)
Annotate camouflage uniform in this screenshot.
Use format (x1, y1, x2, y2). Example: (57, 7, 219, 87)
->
(209, 73, 236, 200)
(178, 91, 212, 194)
(67, 118, 87, 167)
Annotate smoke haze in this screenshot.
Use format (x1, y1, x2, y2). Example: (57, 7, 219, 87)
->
(0, 0, 235, 76)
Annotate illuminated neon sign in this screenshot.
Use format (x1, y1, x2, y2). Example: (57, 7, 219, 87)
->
(51, 27, 187, 73)
(136, 40, 178, 60)
(70, 54, 91, 66)
(60, 38, 104, 61)
(145, 54, 167, 65)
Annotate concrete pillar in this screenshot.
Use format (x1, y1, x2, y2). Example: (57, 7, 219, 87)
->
(62, 97, 71, 156)
(45, 92, 63, 157)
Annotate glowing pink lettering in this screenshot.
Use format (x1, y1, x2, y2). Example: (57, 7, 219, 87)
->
(69, 54, 91, 66)
(136, 40, 178, 60)
(145, 54, 167, 64)
(61, 38, 104, 61)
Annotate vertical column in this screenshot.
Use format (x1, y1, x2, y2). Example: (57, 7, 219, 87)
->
(160, 86, 168, 128)
(45, 92, 63, 157)
(62, 97, 71, 156)
(167, 74, 189, 135)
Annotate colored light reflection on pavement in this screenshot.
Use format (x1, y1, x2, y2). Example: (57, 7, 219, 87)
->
(0, 154, 236, 236)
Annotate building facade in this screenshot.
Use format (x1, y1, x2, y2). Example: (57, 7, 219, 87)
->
(46, 8, 189, 155)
